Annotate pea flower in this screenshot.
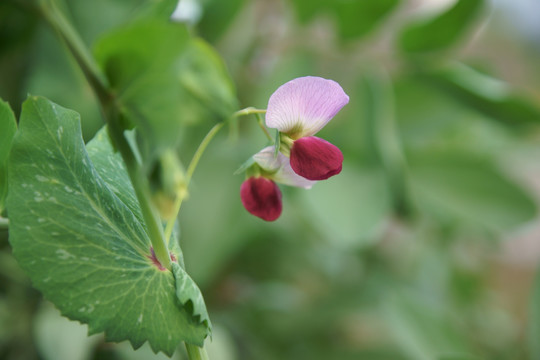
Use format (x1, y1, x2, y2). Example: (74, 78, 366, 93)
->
(240, 147, 315, 221)
(266, 76, 349, 180)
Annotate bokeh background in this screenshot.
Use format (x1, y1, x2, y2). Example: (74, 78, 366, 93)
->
(2, 0, 540, 359)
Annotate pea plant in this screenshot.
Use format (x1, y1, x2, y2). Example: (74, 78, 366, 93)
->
(0, 0, 348, 358)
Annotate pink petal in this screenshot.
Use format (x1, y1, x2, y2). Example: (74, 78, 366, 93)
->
(240, 177, 282, 221)
(290, 136, 343, 180)
(266, 76, 349, 138)
(253, 146, 316, 189)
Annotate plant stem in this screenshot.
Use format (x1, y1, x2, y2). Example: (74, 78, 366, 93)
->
(233, 107, 266, 117)
(107, 112, 171, 269)
(164, 106, 269, 244)
(164, 122, 224, 244)
(39, 0, 171, 269)
(38, 0, 109, 104)
(185, 343, 209, 360)
(254, 113, 273, 141)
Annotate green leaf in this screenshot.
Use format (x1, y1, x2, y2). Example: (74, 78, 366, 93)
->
(136, 0, 178, 20)
(0, 99, 17, 214)
(421, 63, 540, 126)
(172, 263, 211, 330)
(198, 0, 246, 42)
(332, 0, 400, 40)
(408, 151, 536, 232)
(94, 20, 191, 160)
(7, 96, 210, 355)
(289, 0, 399, 40)
(85, 127, 144, 224)
(177, 39, 239, 120)
(384, 291, 475, 360)
(94, 20, 238, 162)
(399, 0, 484, 54)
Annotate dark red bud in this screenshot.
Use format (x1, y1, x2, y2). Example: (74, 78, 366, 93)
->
(290, 136, 343, 180)
(240, 177, 282, 221)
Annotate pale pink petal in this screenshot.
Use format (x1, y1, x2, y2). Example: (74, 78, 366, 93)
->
(265, 76, 349, 138)
(253, 147, 316, 189)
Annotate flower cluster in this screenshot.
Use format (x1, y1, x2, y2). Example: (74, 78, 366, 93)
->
(240, 76, 349, 221)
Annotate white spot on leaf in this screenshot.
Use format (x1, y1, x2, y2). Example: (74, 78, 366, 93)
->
(55, 249, 75, 260)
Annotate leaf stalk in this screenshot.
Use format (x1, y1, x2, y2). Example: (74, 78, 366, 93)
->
(185, 343, 210, 360)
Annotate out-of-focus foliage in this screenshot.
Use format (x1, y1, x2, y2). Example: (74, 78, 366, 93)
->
(2, 0, 540, 359)
(398, 0, 484, 54)
(0, 100, 17, 214)
(290, 0, 400, 40)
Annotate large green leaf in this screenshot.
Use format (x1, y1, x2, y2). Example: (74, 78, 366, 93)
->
(94, 20, 238, 163)
(398, 0, 484, 54)
(0, 99, 17, 214)
(422, 63, 540, 126)
(7, 96, 210, 355)
(94, 20, 191, 159)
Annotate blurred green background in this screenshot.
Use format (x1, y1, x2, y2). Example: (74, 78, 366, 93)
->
(2, 0, 540, 359)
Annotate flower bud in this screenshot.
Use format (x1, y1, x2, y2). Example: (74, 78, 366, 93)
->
(290, 136, 343, 180)
(240, 177, 282, 221)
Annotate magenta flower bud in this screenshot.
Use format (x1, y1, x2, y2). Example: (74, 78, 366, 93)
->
(240, 177, 282, 221)
(289, 136, 343, 180)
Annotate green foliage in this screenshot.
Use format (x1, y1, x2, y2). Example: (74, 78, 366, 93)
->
(300, 167, 391, 247)
(197, 0, 245, 42)
(423, 63, 540, 126)
(289, 0, 400, 40)
(93, 20, 190, 159)
(0, 99, 17, 214)
(399, 0, 484, 54)
(94, 19, 237, 163)
(7, 96, 210, 355)
(2, 0, 540, 359)
(384, 292, 474, 360)
(409, 151, 536, 232)
(530, 271, 540, 359)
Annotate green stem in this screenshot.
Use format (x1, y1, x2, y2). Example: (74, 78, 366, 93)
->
(164, 107, 270, 244)
(107, 112, 171, 269)
(39, 0, 171, 269)
(255, 113, 273, 141)
(233, 107, 266, 117)
(185, 343, 209, 360)
(164, 122, 224, 244)
(38, 0, 109, 104)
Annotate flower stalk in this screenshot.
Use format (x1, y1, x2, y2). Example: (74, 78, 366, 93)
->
(164, 107, 271, 243)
